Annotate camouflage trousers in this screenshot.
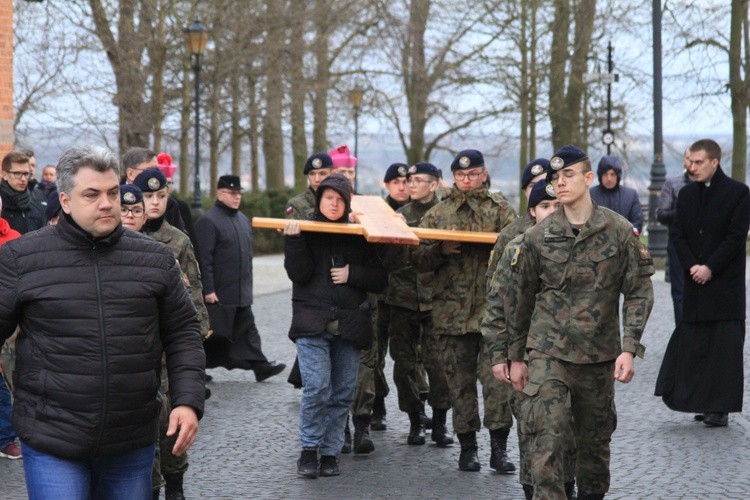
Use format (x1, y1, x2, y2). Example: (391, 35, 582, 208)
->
(519, 351, 616, 498)
(441, 332, 512, 434)
(389, 306, 450, 413)
(152, 389, 189, 490)
(509, 378, 577, 487)
(374, 300, 391, 399)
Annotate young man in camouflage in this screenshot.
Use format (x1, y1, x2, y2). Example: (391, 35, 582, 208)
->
(412, 149, 517, 473)
(482, 180, 576, 500)
(385, 162, 453, 447)
(507, 145, 654, 499)
(286, 153, 334, 221)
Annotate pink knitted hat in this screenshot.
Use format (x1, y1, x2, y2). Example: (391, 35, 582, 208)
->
(157, 152, 177, 178)
(328, 145, 357, 168)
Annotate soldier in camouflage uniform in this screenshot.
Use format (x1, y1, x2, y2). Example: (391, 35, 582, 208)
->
(486, 158, 550, 287)
(133, 171, 210, 500)
(385, 162, 453, 447)
(286, 152, 334, 221)
(412, 149, 517, 473)
(482, 180, 577, 500)
(285, 153, 334, 390)
(507, 145, 654, 499)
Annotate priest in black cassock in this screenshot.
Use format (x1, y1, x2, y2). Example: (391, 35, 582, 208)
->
(655, 138, 750, 427)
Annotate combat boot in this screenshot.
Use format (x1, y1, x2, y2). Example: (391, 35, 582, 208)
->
(456, 432, 480, 471)
(522, 484, 534, 500)
(153, 488, 161, 500)
(341, 416, 352, 454)
(163, 472, 185, 500)
(407, 411, 426, 445)
(430, 408, 454, 447)
(577, 494, 604, 500)
(353, 415, 375, 454)
(371, 396, 387, 431)
(564, 479, 576, 499)
(419, 394, 432, 429)
(489, 428, 516, 473)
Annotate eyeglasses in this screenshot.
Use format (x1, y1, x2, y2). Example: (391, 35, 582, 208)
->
(407, 177, 434, 185)
(6, 171, 32, 179)
(120, 207, 145, 217)
(453, 169, 485, 181)
(166, 181, 174, 187)
(549, 170, 586, 184)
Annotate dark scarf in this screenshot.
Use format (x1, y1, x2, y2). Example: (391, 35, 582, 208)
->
(0, 181, 30, 210)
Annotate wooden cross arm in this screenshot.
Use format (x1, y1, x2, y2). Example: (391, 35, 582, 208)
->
(251, 217, 499, 244)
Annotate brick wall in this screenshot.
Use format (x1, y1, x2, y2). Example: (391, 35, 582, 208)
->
(0, 0, 13, 159)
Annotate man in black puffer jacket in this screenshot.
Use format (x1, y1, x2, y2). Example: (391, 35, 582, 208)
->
(0, 145, 205, 500)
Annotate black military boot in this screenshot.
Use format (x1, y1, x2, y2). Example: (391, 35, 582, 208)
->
(522, 484, 534, 500)
(419, 393, 432, 429)
(153, 488, 161, 500)
(430, 408, 454, 447)
(163, 472, 185, 500)
(564, 479, 576, 499)
(371, 396, 387, 431)
(341, 415, 352, 454)
(456, 432, 481, 471)
(353, 415, 375, 454)
(577, 494, 604, 500)
(489, 428, 516, 473)
(407, 411, 426, 445)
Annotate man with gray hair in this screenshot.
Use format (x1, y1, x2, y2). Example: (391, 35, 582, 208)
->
(0, 145, 205, 499)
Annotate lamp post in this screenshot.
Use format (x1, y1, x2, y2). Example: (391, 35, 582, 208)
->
(348, 85, 364, 192)
(184, 19, 209, 212)
(648, 0, 667, 260)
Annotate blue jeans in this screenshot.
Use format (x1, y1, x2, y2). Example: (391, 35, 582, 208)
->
(22, 443, 155, 500)
(0, 377, 15, 446)
(296, 333, 360, 456)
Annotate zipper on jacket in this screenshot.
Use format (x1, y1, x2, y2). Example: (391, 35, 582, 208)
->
(92, 244, 108, 454)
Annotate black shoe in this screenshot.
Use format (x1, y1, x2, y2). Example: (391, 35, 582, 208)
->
(522, 484, 534, 500)
(564, 479, 576, 500)
(457, 432, 481, 471)
(693, 413, 707, 422)
(341, 417, 352, 454)
(371, 396, 387, 431)
(407, 412, 426, 445)
(703, 412, 728, 427)
(430, 408, 454, 447)
(353, 415, 375, 454)
(205, 374, 213, 382)
(297, 449, 318, 479)
(254, 361, 286, 382)
(164, 472, 185, 500)
(319, 455, 340, 477)
(489, 428, 516, 473)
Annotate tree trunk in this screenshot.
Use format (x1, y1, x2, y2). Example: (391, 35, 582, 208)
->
(312, 0, 330, 152)
(519, 0, 529, 213)
(289, 0, 308, 191)
(730, 0, 748, 182)
(262, 0, 285, 189)
(404, 0, 430, 165)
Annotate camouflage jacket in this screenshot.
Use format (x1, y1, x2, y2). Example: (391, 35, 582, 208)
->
(286, 188, 316, 220)
(507, 206, 654, 364)
(412, 184, 516, 335)
(485, 212, 534, 287)
(482, 230, 525, 366)
(146, 220, 211, 341)
(383, 196, 439, 312)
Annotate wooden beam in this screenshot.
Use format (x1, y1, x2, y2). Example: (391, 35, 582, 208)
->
(351, 195, 420, 245)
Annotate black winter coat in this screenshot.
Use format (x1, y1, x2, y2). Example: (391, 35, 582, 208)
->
(0, 214, 205, 459)
(284, 231, 387, 349)
(195, 202, 253, 306)
(671, 166, 750, 322)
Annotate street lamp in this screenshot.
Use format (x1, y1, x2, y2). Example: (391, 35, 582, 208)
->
(348, 85, 364, 192)
(184, 19, 209, 212)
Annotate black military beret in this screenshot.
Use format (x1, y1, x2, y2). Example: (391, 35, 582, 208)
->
(304, 153, 334, 175)
(384, 163, 409, 183)
(120, 184, 143, 205)
(133, 168, 167, 193)
(45, 189, 62, 220)
(528, 181, 557, 208)
(549, 145, 588, 172)
(522, 158, 551, 190)
(451, 149, 484, 171)
(217, 175, 242, 191)
(408, 162, 440, 178)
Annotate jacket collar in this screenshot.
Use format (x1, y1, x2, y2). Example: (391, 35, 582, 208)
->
(57, 212, 125, 248)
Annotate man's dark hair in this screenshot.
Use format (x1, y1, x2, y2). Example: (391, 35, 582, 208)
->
(18, 147, 35, 159)
(57, 146, 120, 195)
(2, 150, 30, 172)
(122, 147, 156, 170)
(689, 139, 722, 161)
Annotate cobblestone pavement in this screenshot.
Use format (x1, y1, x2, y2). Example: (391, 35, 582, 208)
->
(2, 254, 749, 499)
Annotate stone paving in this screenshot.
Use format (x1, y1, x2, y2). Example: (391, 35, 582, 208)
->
(2, 254, 749, 499)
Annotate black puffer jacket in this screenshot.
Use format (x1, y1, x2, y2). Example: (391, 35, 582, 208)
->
(284, 174, 388, 348)
(0, 213, 205, 459)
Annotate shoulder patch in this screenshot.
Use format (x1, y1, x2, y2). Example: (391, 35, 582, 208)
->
(510, 246, 521, 267)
